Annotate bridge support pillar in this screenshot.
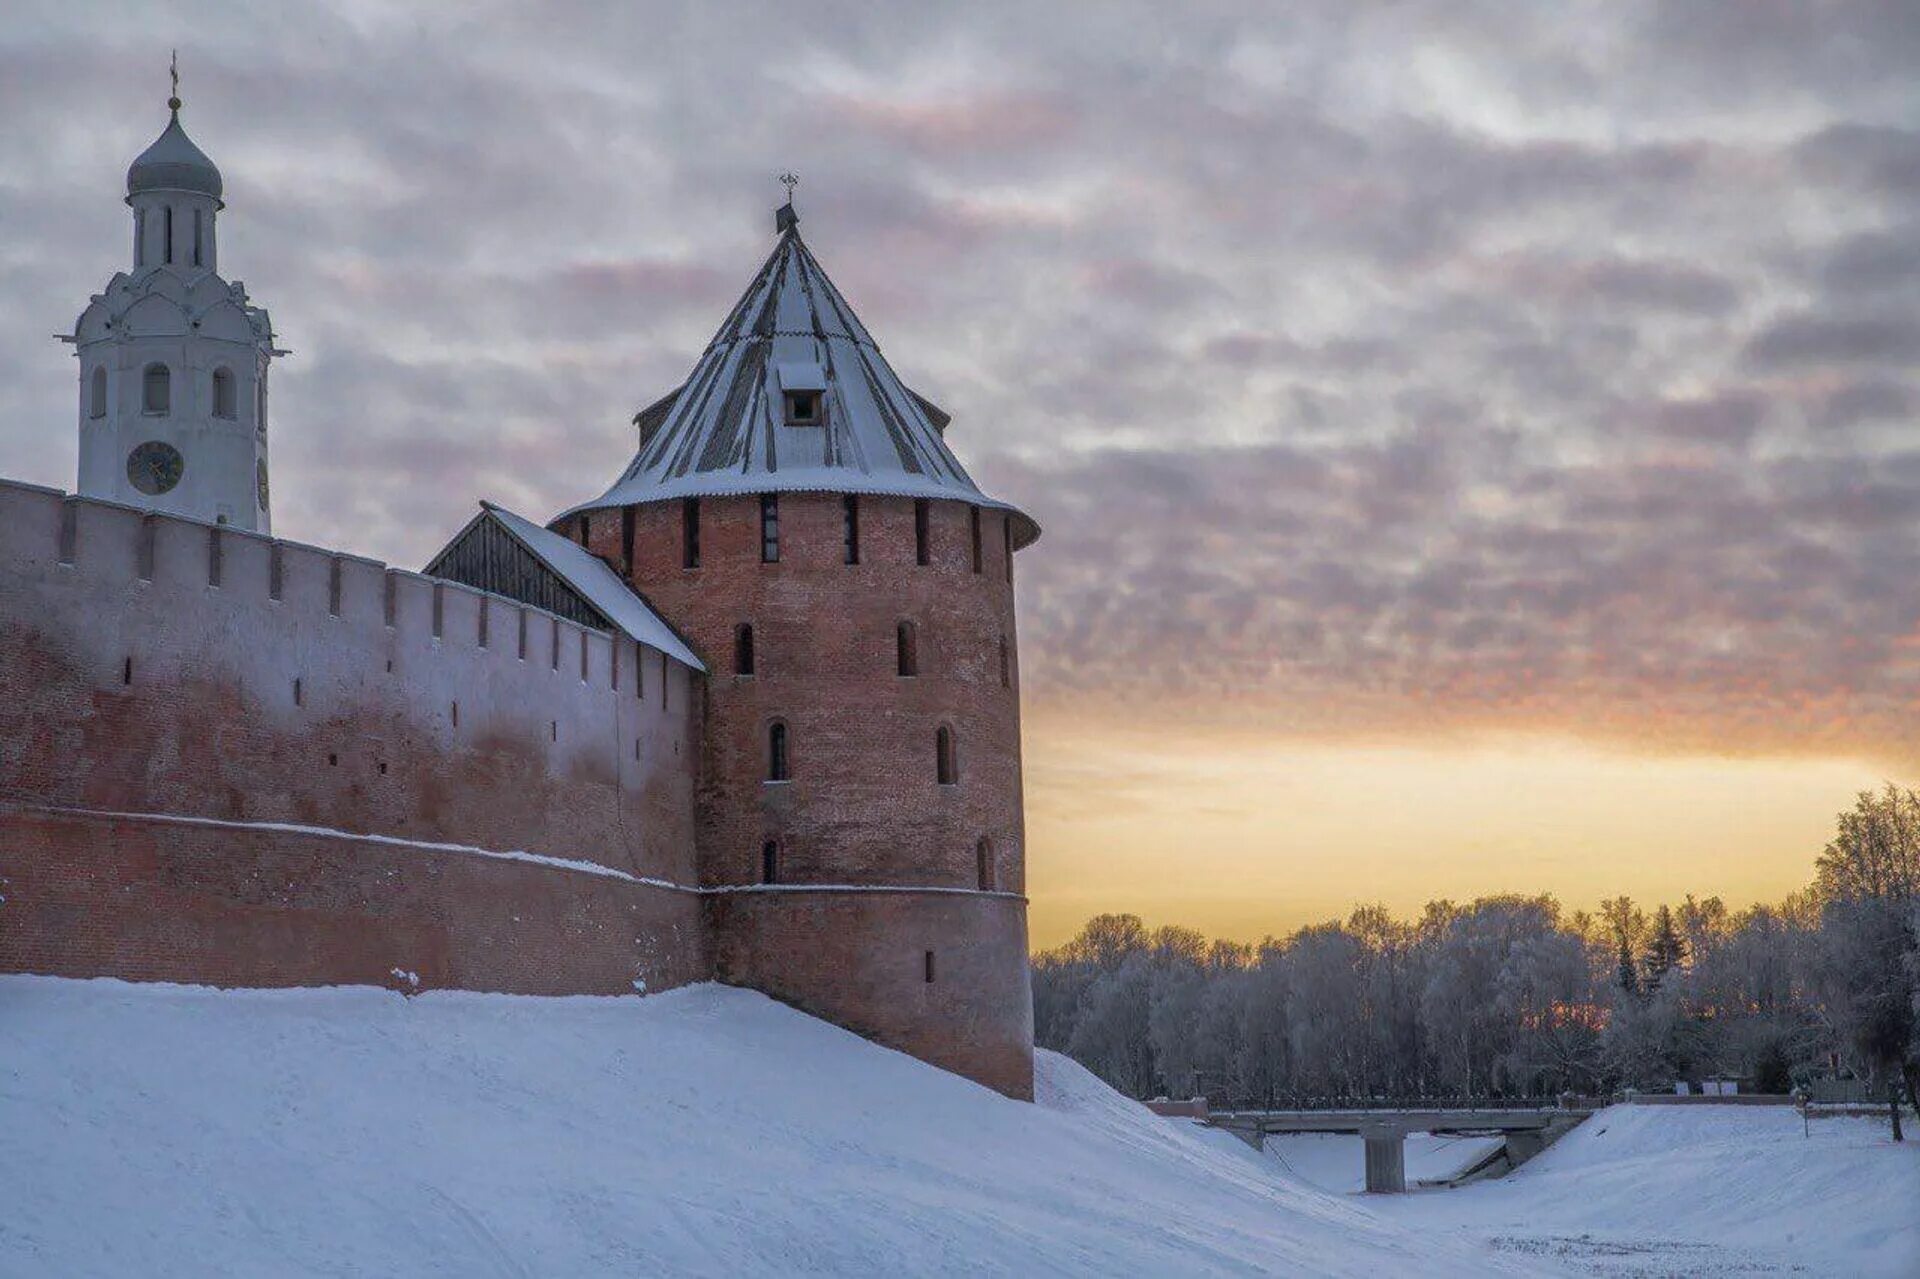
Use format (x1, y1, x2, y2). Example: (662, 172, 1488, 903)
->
(1504, 1129, 1545, 1166)
(1361, 1125, 1406, 1193)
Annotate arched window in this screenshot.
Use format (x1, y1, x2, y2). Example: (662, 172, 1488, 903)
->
(735, 623, 756, 677)
(936, 725, 957, 785)
(89, 367, 107, 419)
(896, 621, 918, 677)
(211, 367, 236, 419)
(976, 838, 995, 891)
(761, 841, 779, 885)
(142, 364, 170, 415)
(767, 721, 790, 782)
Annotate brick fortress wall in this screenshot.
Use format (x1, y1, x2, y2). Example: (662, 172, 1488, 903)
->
(0, 478, 707, 996)
(586, 492, 1035, 1098)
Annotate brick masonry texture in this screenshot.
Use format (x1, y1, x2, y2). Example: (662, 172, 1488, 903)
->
(0, 479, 1037, 1098)
(598, 492, 1033, 1097)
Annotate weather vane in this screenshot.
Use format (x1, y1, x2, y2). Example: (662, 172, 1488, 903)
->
(168, 49, 181, 111)
(779, 172, 799, 203)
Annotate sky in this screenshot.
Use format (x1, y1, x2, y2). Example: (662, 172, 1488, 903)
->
(2, 2, 1916, 948)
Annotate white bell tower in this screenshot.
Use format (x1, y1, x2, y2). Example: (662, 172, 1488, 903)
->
(70, 60, 281, 532)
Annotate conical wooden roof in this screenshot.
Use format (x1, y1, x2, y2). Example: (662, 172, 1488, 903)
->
(559, 208, 1037, 547)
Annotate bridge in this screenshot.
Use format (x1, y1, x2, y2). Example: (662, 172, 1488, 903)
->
(1204, 1106, 1593, 1193)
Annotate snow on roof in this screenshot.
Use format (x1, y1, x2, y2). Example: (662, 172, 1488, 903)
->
(557, 214, 1039, 549)
(480, 502, 704, 671)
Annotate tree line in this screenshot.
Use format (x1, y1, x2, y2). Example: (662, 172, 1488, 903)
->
(1032, 785, 1920, 1137)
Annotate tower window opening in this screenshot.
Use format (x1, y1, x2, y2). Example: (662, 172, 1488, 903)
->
(577, 514, 590, 547)
(760, 493, 779, 563)
(969, 506, 982, 574)
(924, 950, 936, 983)
(936, 726, 957, 785)
(914, 499, 930, 566)
(843, 495, 860, 565)
(896, 621, 918, 677)
(761, 840, 779, 885)
(976, 838, 995, 892)
(621, 506, 636, 572)
(767, 721, 790, 782)
(192, 208, 204, 267)
(735, 623, 756, 677)
(212, 367, 236, 419)
(89, 367, 107, 419)
(163, 206, 174, 264)
(682, 498, 700, 569)
(142, 364, 171, 415)
(783, 389, 822, 425)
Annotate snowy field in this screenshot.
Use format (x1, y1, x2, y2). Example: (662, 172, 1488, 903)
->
(1234, 1105, 1919, 1275)
(2, 977, 1914, 1277)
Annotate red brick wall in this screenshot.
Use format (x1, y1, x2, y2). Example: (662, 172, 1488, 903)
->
(0, 479, 706, 1001)
(708, 888, 1035, 1100)
(0, 807, 707, 995)
(589, 491, 1036, 1097)
(592, 493, 1025, 893)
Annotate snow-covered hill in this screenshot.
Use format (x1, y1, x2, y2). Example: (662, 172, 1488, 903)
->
(0, 977, 1508, 1277)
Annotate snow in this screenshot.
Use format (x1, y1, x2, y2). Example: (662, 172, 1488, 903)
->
(1, 977, 1518, 1278)
(1321, 1103, 1919, 1276)
(476, 502, 704, 671)
(4, 977, 1910, 1277)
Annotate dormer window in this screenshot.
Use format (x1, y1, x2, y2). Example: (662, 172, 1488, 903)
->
(784, 389, 821, 425)
(777, 362, 826, 426)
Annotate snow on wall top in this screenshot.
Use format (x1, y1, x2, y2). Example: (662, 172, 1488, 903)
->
(479, 502, 704, 671)
(556, 213, 1039, 548)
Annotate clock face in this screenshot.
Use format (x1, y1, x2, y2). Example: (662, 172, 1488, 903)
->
(126, 441, 185, 495)
(257, 459, 269, 509)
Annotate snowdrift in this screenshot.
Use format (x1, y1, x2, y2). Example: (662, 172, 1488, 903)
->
(1370, 1101, 1920, 1276)
(0, 977, 1508, 1277)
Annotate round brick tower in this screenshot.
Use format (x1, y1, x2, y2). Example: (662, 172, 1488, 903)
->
(559, 200, 1039, 1098)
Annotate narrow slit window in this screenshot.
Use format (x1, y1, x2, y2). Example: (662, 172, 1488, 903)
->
(936, 726, 957, 785)
(767, 721, 789, 782)
(735, 623, 755, 677)
(89, 367, 107, 419)
(134, 209, 146, 267)
(924, 950, 936, 984)
(843, 495, 860, 565)
(976, 838, 994, 892)
(212, 367, 236, 419)
(914, 499, 931, 566)
(761, 841, 779, 885)
(621, 506, 636, 572)
(760, 493, 780, 564)
(577, 514, 591, 547)
(682, 498, 700, 569)
(163, 206, 174, 264)
(192, 208, 203, 267)
(896, 621, 918, 677)
(969, 506, 982, 574)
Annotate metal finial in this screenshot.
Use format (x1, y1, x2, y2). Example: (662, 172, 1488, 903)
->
(168, 49, 181, 112)
(775, 172, 801, 234)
